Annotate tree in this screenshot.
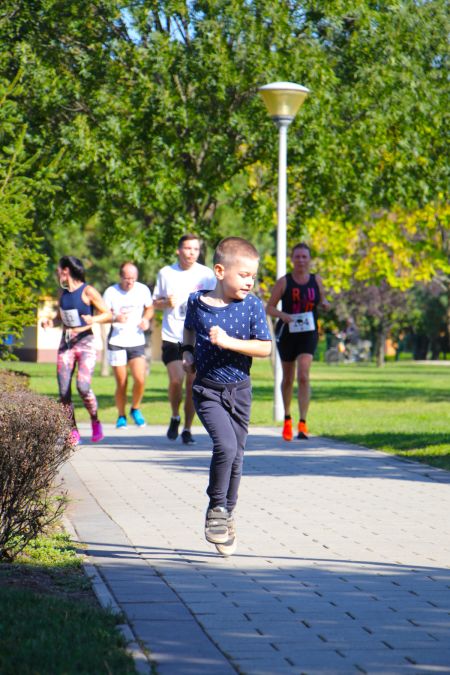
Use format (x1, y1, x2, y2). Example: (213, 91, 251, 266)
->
(0, 73, 56, 357)
(0, 0, 448, 301)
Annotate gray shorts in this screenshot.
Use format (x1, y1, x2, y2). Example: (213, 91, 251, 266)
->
(107, 343, 145, 366)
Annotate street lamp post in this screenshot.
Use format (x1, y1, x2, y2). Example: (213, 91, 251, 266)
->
(259, 81, 310, 421)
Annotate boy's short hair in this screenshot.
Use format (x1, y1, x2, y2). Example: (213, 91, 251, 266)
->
(213, 237, 259, 266)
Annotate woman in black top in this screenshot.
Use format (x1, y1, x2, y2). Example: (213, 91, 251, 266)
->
(42, 256, 112, 445)
(266, 243, 330, 441)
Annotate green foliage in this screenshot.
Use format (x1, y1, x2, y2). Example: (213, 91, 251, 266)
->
(0, 0, 448, 301)
(0, 76, 51, 356)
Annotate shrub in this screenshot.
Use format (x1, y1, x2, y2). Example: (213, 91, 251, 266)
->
(0, 390, 74, 560)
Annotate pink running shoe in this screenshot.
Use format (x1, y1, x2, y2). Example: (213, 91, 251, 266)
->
(91, 420, 104, 443)
(70, 429, 81, 446)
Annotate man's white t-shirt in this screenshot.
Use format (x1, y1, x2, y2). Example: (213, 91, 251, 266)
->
(103, 282, 153, 347)
(153, 262, 216, 343)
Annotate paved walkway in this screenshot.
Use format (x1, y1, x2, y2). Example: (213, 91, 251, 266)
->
(62, 424, 450, 675)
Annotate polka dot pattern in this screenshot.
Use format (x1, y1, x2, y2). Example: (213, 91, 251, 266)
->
(184, 292, 271, 383)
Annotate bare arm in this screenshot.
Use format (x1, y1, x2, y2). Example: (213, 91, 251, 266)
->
(266, 277, 292, 324)
(82, 286, 113, 325)
(209, 326, 271, 358)
(315, 275, 331, 311)
(138, 304, 154, 330)
(153, 296, 176, 310)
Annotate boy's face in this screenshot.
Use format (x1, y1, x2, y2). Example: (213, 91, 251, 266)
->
(215, 256, 259, 300)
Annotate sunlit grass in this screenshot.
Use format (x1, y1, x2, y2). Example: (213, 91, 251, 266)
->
(2, 358, 449, 470)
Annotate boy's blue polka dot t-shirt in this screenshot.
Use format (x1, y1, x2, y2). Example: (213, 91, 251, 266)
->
(184, 291, 272, 383)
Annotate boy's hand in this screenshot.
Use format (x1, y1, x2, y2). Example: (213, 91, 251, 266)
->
(209, 325, 230, 349)
(182, 352, 196, 374)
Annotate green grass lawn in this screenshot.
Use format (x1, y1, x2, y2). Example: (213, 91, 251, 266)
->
(0, 532, 136, 674)
(2, 358, 449, 470)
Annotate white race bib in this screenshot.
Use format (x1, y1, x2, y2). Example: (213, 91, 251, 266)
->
(174, 301, 188, 321)
(60, 308, 82, 327)
(288, 312, 315, 333)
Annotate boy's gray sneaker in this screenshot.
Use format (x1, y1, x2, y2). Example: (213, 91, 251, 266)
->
(205, 506, 229, 544)
(215, 513, 237, 556)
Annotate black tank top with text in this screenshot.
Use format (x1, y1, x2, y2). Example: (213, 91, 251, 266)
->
(276, 273, 320, 338)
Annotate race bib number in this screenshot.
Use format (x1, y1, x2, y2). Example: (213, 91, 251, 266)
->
(108, 349, 127, 366)
(60, 308, 82, 327)
(288, 312, 315, 333)
(174, 301, 187, 321)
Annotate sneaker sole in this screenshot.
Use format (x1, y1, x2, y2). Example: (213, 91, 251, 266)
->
(297, 432, 308, 440)
(205, 530, 229, 544)
(215, 537, 237, 556)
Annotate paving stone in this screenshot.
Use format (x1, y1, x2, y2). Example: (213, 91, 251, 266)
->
(62, 425, 450, 675)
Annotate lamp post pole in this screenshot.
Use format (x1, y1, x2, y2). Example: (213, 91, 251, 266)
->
(273, 119, 290, 420)
(259, 82, 310, 422)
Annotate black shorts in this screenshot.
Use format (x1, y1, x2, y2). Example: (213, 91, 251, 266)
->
(276, 326, 319, 362)
(162, 340, 181, 365)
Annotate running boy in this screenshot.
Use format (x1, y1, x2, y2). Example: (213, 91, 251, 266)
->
(181, 237, 272, 555)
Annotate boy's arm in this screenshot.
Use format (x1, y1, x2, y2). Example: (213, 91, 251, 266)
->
(209, 326, 271, 358)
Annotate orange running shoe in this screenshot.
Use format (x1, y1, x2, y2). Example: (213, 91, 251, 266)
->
(282, 418, 293, 441)
(297, 421, 309, 440)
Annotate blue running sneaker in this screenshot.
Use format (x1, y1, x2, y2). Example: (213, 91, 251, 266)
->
(116, 415, 127, 429)
(130, 408, 146, 427)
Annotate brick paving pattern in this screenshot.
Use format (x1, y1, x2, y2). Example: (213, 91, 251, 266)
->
(62, 424, 450, 675)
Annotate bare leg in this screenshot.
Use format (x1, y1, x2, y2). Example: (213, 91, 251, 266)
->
(281, 360, 296, 417)
(166, 360, 184, 417)
(129, 357, 146, 409)
(184, 370, 196, 429)
(296, 353, 313, 421)
(113, 365, 128, 417)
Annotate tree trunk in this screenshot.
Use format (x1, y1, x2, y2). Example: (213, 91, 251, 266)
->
(376, 326, 387, 367)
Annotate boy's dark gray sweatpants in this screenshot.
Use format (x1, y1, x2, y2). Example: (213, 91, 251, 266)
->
(192, 377, 252, 513)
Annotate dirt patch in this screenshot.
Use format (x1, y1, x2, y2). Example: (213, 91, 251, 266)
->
(0, 561, 99, 607)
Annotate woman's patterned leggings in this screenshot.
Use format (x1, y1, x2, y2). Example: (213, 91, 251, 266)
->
(57, 334, 98, 425)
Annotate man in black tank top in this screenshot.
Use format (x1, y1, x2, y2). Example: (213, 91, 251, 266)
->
(266, 243, 330, 441)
